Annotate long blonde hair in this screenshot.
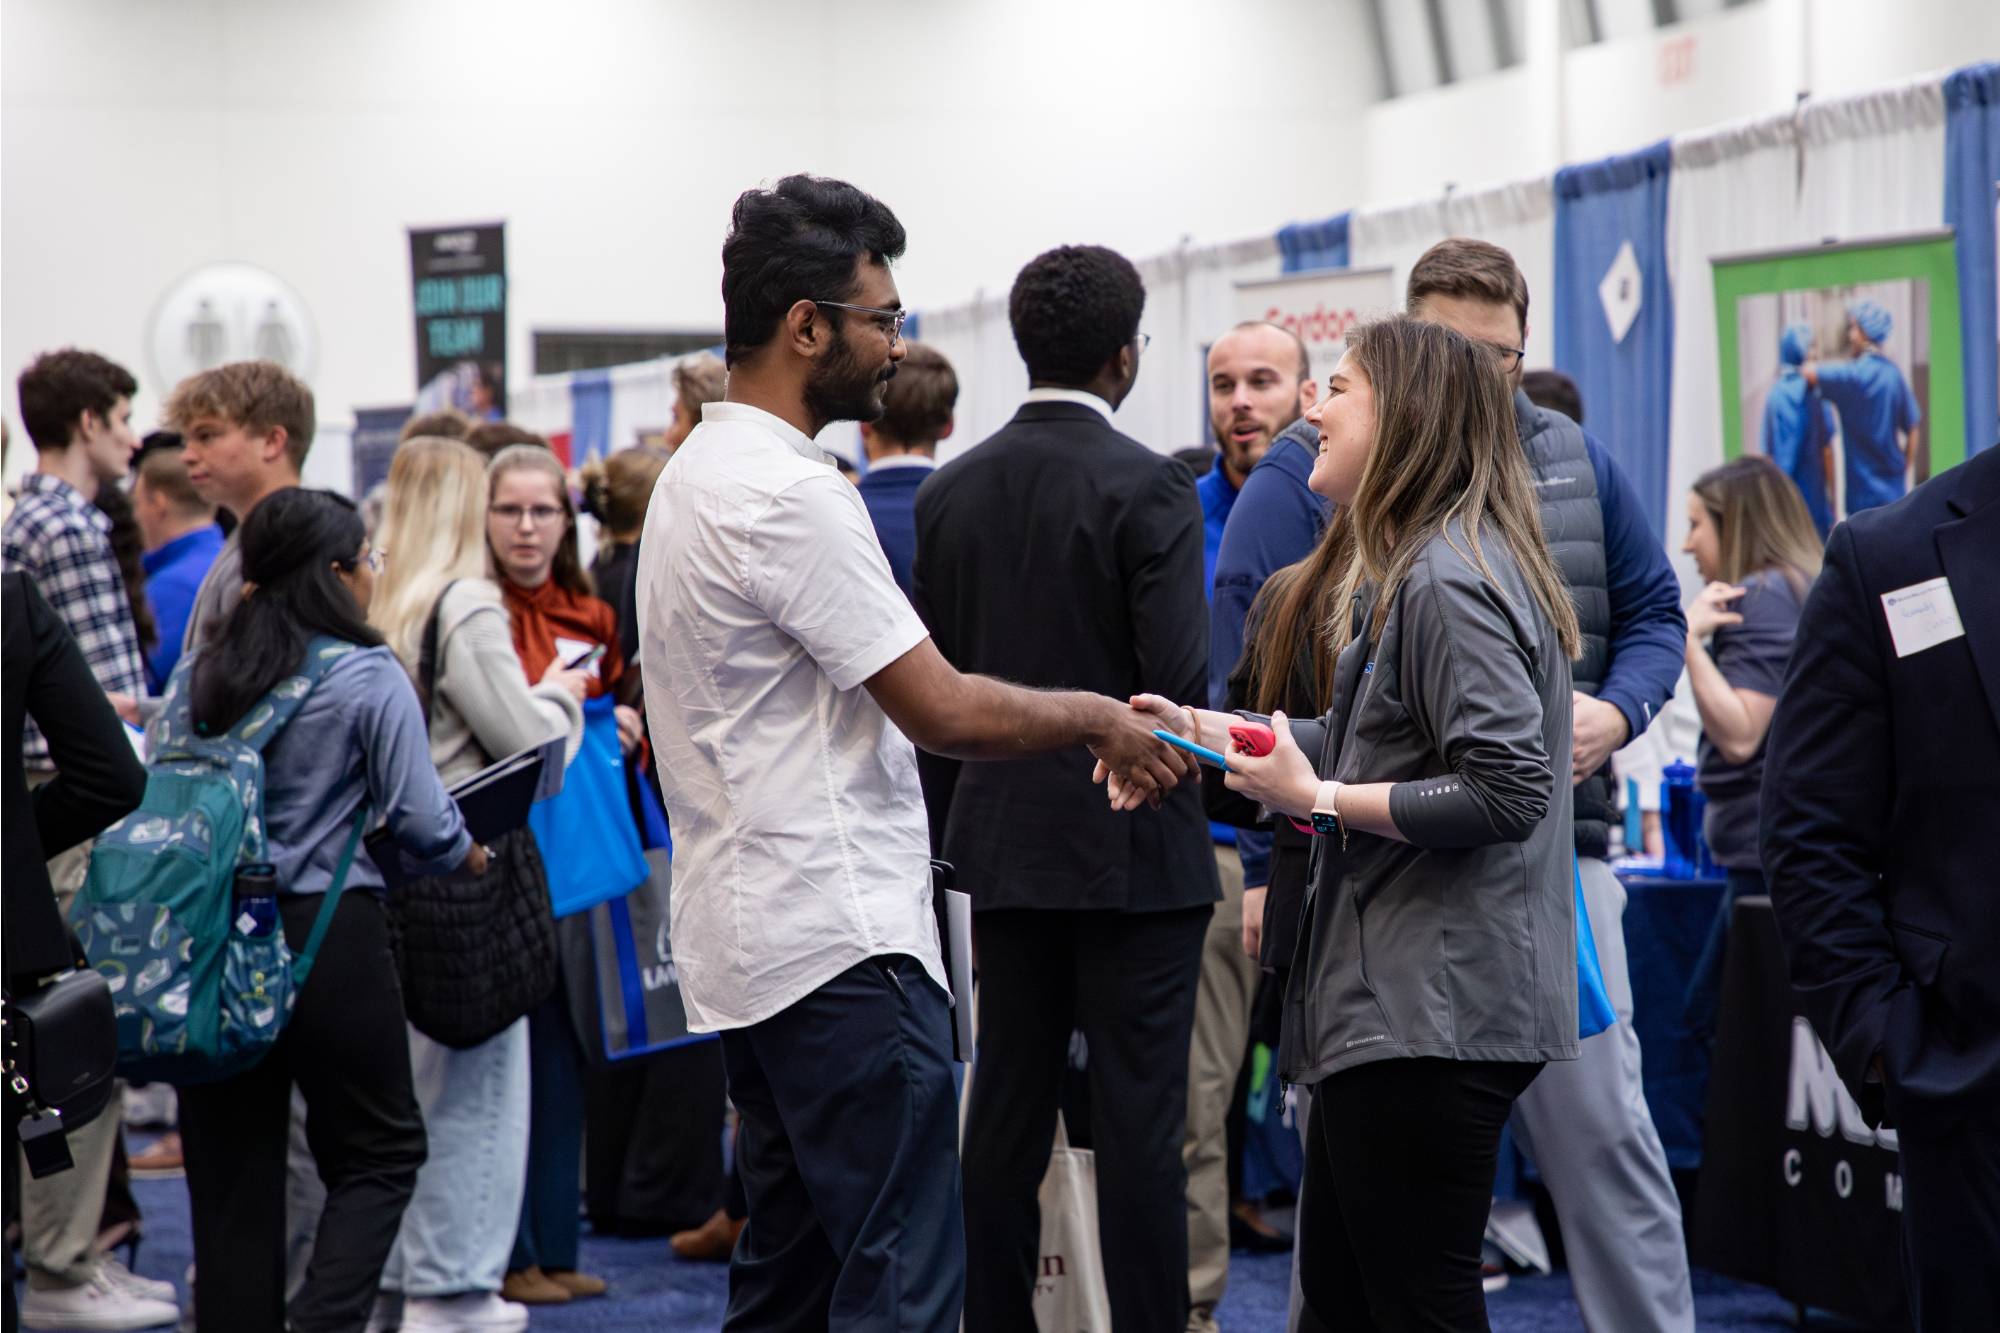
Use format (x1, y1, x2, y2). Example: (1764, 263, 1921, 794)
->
(1691, 456, 1824, 597)
(1335, 316, 1581, 660)
(368, 436, 495, 667)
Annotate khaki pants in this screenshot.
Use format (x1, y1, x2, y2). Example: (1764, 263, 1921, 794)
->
(18, 803, 119, 1290)
(1183, 844, 1259, 1325)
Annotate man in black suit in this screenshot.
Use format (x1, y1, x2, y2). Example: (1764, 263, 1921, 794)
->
(914, 245, 1219, 1331)
(1762, 442, 2000, 1330)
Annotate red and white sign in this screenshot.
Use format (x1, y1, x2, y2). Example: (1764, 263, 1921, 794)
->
(1234, 267, 1399, 386)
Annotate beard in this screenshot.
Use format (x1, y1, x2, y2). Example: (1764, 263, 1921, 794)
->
(804, 326, 891, 426)
(1211, 407, 1299, 476)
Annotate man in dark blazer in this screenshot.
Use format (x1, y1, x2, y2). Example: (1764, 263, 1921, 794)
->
(1762, 441, 2000, 1330)
(914, 244, 1219, 1332)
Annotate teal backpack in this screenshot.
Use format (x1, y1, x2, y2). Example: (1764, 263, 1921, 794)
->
(70, 638, 369, 1085)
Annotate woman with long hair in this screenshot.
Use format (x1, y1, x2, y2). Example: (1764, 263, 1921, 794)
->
(484, 444, 634, 1306)
(578, 446, 666, 681)
(172, 489, 484, 1331)
(1680, 454, 1822, 1039)
(366, 438, 587, 1331)
(1116, 316, 1580, 1330)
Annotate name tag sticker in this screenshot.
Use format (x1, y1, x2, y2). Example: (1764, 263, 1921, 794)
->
(1881, 577, 1965, 659)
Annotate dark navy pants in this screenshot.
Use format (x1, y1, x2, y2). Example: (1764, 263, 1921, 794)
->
(720, 953, 964, 1332)
(510, 987, 586, 1274)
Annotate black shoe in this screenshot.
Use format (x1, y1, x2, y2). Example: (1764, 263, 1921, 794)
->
(1229, 1203, 1294, 1254)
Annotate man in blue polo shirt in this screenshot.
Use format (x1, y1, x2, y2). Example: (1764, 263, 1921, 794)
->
(131, 444, 223, 690)
(1806, 299, 1921, 517)
(1185, 320, 1314, 1333)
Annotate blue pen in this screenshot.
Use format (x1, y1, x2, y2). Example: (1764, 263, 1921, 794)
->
(1153, 729, 1233, 772)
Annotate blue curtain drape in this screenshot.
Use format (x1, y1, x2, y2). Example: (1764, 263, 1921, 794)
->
(1945, 61, 2000, 458)
(569, 369, 614, 463)
(1553, 140, 1675, 539)
(1277, 211, 1350, 273)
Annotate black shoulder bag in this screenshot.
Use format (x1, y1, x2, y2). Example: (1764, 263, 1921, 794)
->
(385, 583, 559, 1048)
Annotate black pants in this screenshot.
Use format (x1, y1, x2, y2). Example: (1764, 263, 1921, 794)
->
(586, 1038, 727, 1235)
(720, 954, 961, 1332)
(1298, 1057, 1542, 1333)
(179, 893, 426, 1333)
(1896, 1093, 2000, 1329)
(962, 906, 1209, 1333)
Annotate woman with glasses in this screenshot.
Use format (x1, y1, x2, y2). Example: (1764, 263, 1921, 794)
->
(172, 489, 485, 1331)
(484, 444, 635, 1308)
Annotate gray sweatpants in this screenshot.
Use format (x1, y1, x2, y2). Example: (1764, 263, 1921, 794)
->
(1508, 855, 1694, 1333)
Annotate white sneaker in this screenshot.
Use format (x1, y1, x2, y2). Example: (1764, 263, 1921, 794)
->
(96, 1256, 178, 1306)
(20, 1269, 180, 1330)
(399, 1292, 530, 1331)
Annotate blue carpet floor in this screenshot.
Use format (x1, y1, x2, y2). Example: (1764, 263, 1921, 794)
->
(15, 1174, 1852, 1331)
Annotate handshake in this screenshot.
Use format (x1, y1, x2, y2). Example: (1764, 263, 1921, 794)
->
(1088, 694, 1320, 817)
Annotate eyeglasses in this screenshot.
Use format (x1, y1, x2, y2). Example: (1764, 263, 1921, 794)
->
(1133, 333, 1152, 354)
(812, 300, 907, 343)
(1484, 341, 1527, 371)
(491, 503, 566, 527)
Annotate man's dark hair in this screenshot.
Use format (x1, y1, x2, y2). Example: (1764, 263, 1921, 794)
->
(875, 342, 958, 447)
(1522, 369, 1584, 425)
(19, 349, 137, 451)
(1406, 237, 1530, 331)
(1009, 246, 1145, 386)
(721, 175, 907, 368)
(464, 420, 549, 461)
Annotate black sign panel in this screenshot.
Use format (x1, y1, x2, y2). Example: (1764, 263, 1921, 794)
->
(409, 222, 506, 416)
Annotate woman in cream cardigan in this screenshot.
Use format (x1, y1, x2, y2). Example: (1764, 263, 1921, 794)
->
(366, 436, 588, 1332)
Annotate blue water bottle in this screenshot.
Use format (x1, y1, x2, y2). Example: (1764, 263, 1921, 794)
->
(1661, 758, 1698, 880)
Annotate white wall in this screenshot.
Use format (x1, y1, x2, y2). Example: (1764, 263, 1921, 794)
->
(4, 0, 1994, 485)
(0, 0, 1381, 455)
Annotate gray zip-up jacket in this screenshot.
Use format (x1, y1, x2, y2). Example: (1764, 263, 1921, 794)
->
(1280, 518, 1579, 1086)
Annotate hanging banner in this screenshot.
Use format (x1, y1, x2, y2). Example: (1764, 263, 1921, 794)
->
(350, 404, 412, 500)
(409, 221, 507, 418)
(1234, 266, 1398, 385)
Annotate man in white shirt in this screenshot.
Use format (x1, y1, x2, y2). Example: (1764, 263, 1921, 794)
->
(636, 174, 1190, 1332)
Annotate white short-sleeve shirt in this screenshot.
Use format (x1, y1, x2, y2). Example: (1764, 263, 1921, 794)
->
(636, 401, 943, 1032)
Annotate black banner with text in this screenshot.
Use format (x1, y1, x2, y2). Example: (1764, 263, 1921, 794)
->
(409, 222, 506, 418)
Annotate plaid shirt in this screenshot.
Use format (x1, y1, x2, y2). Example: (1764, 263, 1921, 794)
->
(2, 473, 147, 772)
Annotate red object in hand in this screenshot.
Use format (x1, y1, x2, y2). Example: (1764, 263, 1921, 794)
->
(1229, 722, 1276, 757)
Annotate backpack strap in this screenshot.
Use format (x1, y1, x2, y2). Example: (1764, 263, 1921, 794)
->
(229, 638, 361, 754)
(416, 582, 461, 725)
(289, 803, 370, 991)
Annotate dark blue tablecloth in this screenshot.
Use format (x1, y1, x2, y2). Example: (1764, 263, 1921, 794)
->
(1621, 872, 1728, 1169)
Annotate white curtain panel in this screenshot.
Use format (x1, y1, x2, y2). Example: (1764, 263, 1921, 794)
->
(1663, 111, 1806, 593)
(1348, 179, 1558, 366)
(921, 234, 1281, 462)
(1798, 76, 1948, 242)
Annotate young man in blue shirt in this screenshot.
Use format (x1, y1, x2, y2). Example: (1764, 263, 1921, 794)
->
(856, 340, 956, 597)
(131, 445, 224, 691)
(1186, 321, 1314, 1333)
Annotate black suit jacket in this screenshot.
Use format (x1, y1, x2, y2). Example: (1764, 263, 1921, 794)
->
(912, 401, 1220, 913)
(3, 573, 147, 985)
(1762, 443, 2000, 1109)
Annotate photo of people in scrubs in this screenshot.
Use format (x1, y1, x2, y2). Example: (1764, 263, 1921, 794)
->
(1734, 280, 1930, 524)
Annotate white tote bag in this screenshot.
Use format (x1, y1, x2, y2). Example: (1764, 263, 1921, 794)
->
(1032, 1114, 1113, 1333)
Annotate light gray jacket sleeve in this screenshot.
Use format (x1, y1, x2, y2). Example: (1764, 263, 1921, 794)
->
(1387, 551, 1554, 848)
(441, 601, 584, 769)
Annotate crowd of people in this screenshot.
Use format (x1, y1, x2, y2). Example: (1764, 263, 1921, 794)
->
(2, 169, 1993, 1333)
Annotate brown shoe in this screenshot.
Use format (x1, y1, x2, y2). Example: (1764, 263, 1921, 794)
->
(129, 1132, 185, 1179)
(669, 1208, 746, 1263)
(500, 1266, 572, 1305)
(545, 1269, 607, 1299)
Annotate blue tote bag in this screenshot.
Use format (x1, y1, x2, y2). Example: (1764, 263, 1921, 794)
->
(1576, 854, 1618, 1039)
(530, 694, 648, 918)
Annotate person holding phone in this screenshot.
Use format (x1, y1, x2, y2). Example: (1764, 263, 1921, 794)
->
(1107, 315, 1580, 1331)
(483, 443, 630, 1306)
